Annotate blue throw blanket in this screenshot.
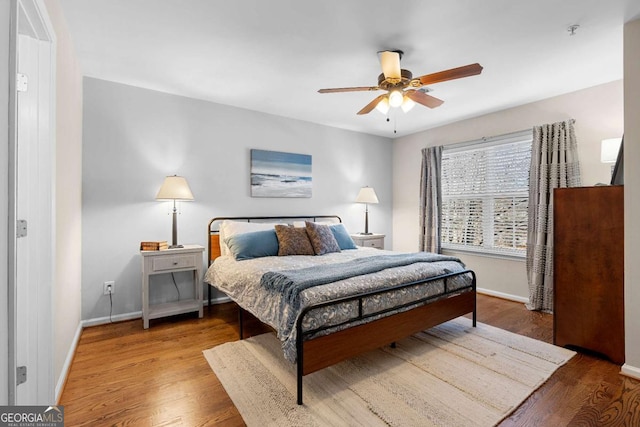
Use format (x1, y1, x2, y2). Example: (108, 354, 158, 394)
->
(261, 252, 463, 309)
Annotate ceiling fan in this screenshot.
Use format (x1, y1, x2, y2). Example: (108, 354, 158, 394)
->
(318, 50, 483, 115)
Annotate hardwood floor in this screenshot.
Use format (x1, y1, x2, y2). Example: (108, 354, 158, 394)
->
(59, 294, 640, 426)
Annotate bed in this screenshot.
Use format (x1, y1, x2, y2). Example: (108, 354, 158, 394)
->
(204, 215, 476, 405)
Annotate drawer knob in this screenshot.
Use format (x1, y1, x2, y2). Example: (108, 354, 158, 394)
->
(173, 261, 178, 265)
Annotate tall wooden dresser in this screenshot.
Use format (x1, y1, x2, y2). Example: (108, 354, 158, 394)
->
(553, 185, 624, 364)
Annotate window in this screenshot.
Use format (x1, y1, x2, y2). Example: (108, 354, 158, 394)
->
(441, 130, 532, 257)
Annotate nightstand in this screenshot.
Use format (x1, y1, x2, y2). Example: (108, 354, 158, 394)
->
(140, 244, 204, 329)
(350, 233, 385, 250)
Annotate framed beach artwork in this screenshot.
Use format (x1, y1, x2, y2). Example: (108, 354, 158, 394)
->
(250, 149, 312, 198)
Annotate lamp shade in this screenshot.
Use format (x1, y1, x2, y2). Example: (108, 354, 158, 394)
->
(601, 138, 622, 163)
(355, 187, 379, 204)
(156, 175, 194, 201)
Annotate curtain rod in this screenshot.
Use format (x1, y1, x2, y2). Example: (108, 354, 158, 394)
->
(439, 118, 576, 152)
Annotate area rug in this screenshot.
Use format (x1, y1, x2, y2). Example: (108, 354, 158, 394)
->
(203, 318, 574, 426)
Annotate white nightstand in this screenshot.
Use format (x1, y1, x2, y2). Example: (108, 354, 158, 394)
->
(140, 244, 204, 329)
(350, 233, 385, 250)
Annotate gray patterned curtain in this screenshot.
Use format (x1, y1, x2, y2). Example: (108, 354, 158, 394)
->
(526, 120, 581, 312)
(419, 146, 443, 253)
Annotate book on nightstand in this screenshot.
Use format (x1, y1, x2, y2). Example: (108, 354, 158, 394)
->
(140, 241, 168, 251)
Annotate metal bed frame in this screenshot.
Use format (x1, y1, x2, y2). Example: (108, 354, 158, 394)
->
(207, 215, 477, 405)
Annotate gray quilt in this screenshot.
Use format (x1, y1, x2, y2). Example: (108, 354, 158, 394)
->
(261, 252, 463, 310)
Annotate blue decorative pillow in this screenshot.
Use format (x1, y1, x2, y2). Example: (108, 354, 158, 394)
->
(224, 229, 279, 260)
(330, 224, 357, 250)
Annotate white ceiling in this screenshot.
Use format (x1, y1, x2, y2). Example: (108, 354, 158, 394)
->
(58, 0, 640, 138)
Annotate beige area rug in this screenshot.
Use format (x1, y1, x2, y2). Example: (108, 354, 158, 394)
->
(203, 318, 574, 427)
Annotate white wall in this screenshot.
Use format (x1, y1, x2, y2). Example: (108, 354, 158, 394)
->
(393, 80, 623, 300)
(622, 17, 640, 378)
(81, 77, 393, 321)
(0, 0, 11, 406)
(43, 0, 83, 401)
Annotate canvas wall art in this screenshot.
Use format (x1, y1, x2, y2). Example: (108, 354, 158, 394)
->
(250, 149, 312, 198)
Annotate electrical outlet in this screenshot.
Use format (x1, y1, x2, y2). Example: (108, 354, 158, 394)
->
(103, 281, 115, 295)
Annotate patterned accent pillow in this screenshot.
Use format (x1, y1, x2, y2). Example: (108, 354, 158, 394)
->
(305, 221, 341, 255)
(274, 225, 315, 256)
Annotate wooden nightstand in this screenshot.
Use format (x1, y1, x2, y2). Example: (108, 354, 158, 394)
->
(350, 233, 385, 250)
(140, 244, 204, 329)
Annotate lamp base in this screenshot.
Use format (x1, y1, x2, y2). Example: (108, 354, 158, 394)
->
(360, 232, 373, 235)
(169, 244, 184, 249)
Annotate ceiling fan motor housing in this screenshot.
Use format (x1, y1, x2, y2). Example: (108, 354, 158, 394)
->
(378, 69, 413, 89)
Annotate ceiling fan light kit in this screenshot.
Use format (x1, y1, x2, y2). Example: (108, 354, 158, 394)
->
(388, 90, 404, 107)
(375, 97, 390, 114)
(401, 96, 416, 112)
(318, 50, 483, 118)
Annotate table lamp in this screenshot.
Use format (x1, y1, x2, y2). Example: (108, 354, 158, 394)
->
(355, 186, 379, 235)
(156, 175, 194, 248)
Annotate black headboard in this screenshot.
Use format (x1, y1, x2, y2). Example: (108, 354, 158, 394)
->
(207, 215, 342, 264)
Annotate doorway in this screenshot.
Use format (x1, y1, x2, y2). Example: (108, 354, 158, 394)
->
(7, 0, 55, 405)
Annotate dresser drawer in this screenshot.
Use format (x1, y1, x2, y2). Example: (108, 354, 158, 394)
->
(152, 254, 197, 272)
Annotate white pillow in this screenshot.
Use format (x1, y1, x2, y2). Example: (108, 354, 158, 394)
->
(219, 220, 280, 255)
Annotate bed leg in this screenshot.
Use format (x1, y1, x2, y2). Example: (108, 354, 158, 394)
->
(296, 329, 304, 405)
(472, 271, 477, 327)
(297, 366, 303, 405)
(472, 292, 477, 327)
(238, 306, 244, 340)
(297, 352, 304, 405)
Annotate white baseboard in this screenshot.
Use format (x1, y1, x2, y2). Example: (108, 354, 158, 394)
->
(621, 363, 640, 380)
(206, 295, 232, 305)
(82, 311, 142, 328)
(55, 321, 83, 404)
(82, 296, 233, 328)
(476, 287, 529, 304)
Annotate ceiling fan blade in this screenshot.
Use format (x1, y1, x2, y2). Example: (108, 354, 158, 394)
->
(379, 51, 401, 80)
(418, 63, 483, 86)
(406, 89, 444, 109)
(318, 86, 379, 93)
(357, 94, 387, 115)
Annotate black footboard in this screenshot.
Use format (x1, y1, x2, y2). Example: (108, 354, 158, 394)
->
(294, 269, 476, 405)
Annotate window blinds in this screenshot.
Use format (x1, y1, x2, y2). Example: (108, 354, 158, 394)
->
(441, 130, 532, 257)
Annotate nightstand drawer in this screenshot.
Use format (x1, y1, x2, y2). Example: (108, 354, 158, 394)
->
(152, 255, 197, 272)
(362, 238, 383, 249)
(350, 233, 385, 250)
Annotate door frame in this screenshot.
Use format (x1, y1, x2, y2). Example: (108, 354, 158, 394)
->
(7, 0, 56, 405)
